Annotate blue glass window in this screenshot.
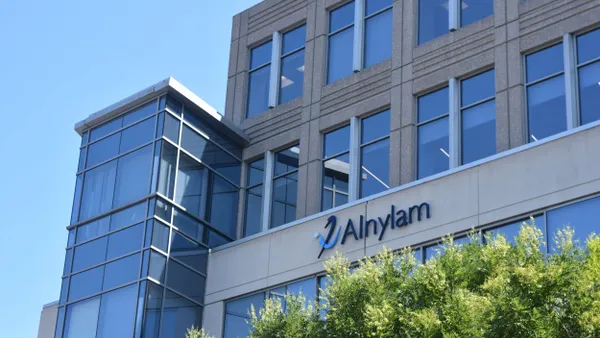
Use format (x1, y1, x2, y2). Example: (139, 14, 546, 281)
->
(322, 153, 350, 211)
(366, 0, 392, 15)
(279, 25, 306, 105)
(170, 231, 208, 273)
(361, 109, 390, 144)
(72, 236, 107, 272)
(461, 0, 493, 27)
(461, 70, 496, 164)
(484, 216, 546, 246)
(173, 209, 204, 243)
(148, 219, 170, 252)
(166, 259, 206, 304)
(175, 153, 206, 220)
(323, 125, 350, 157)
(63, 297, 100, 338)
(123, 101, 156, 126)
(68, 266, 104, 301)
(119, 117, 155, 154)
(418, 0, 448, 44)
(548, 196, 600, 252)
(274, 146, 299, 176)
(160, 290, 203, 338)
(244, 159, 265, 237)
(96, 285, 138, 338)
(425, 236, 476, 261)
(110, 202, 146, 231)
(360, 110, 391, 198)
(327, 25, 354, 84)
(76, 216, 109, 244)
(142, 282, 163, 338)
(271, 172, 298, 228)
(364, 2, 392, 68)
(78, 148, 86, 172)
(247, 41, 272, 118)
(113, 145, 153, 208)
(282, 25, 306, 54)
(70, 175, 83, 225)
(148, 251, 167, 283)
(79, 160, 117, 222)
(577, 29, 600, 126)
(106, 223, 143, 260)
(287, 278, 317, 305)
(86, 133, 120, 168)
(157, 142, 178, 199)
(102, 254, 140, 290)
(208, 174, 239, 238)
(90, 118, 122, 142)
(417, 87, 450, 179)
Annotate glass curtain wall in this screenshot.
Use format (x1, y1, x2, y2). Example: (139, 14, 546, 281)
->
(59, 94, 243, 338)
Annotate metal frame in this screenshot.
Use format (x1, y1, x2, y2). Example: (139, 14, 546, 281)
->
(321, 124, 352, 210)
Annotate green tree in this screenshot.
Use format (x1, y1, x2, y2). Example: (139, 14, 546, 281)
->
(248, 221, 600, 338)
(186, 326, 214, 338)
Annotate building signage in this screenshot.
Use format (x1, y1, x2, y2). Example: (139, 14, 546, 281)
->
(314, 202, 431, 258)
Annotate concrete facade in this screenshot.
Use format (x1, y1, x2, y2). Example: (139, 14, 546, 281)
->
(203, 0, 600, 336)
(38, 302, 58, 338)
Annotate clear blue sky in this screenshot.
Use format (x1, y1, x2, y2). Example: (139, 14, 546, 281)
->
(0, 1, 260, 336)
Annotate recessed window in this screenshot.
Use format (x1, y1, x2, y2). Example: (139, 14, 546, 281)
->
(417, 87, 450, 179)
(280, 25, 306, 105)
(271, 146, 299, 228)
(576, 28, 600, 125)
(360, 110, 390, 198)
(322, 126, 351, 211)
(244, 159, 265, 237)
(247, 41, 273, 118)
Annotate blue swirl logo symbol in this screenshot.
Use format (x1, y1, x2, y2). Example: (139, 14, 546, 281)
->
(314, 215, 342, 258)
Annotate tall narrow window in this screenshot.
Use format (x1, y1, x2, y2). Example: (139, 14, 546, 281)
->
(271, 146, 299, 228)
(360, 110, 390, 198)
(417, 87, 450, 179)
(328, 2, 355, 84)
(460, 0, 493, 27)
(460, 69, 496, 164)
(247, 41, 273, 118)
(364, 0, 393, 69)
(322, 126, 351, 211)
(244, 159, 265, 237)
(279, 25, 306, 105)
(576, 28, 600, 125)
(525, 44, 567, 142)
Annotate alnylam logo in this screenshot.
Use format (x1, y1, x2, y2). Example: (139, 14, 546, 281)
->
(314, 202, 431, 258)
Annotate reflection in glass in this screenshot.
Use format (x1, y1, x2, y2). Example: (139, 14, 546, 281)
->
(143, 282, 163, 338)
(364, 8, 392, 68)
(86, 133, 120, 168)
(461, 100, 496, 164)
(90, 118, 122, 142)
(123, 101, 156, 126)
(526, 44, 564, 82)
(366, 0, 392, 15)
(282, 25, 306, 54)
(176, 153, 206, 220)
(418, 0, 448, 44)
(271, 172, 298, 228)
(461, 69, 495, 107)
(110, 202, 145, 231)
(577, 28, 600, 64)
(527, 75, 567, 142)
(166, 259, 206, 304)
(547, 196, 600, 252)
(113, 145, 153, 208)
(361, 110, 390, 144)
(274, 146, 299, 176)
(72, 237, 107, 272)
(207, 174, 239, 238)
(160, 290, 203, 338)
(245, 186, 263, 237)
(323, 125, 350, 157)
(106, 223, 143, 260)
(250, 41, 273, 70)
(76, 216, 109, 244)
(96, 285, 137, 338)
(360, 139, 390, 198)
(247, 65, 271, 118)
(64, 297, 100, 338)
(322, 153, 350, 210)
(157, 142, 177, 199)
(418, 117, 449, 179)
(119, 118, 154, 154)
(68, 267, 104, 301)
(578, 61, 600, 125)
(461, 0, 493, 27)
(279, 49, 305, 105)
(170, 231, 208, 273)
(330, 1, 355, 33)
(418, 87, 449, 123)
(328, 27, 354, 84)
(103, 254, 140, 290)
(148, 251, 166, 283)
(173, 209, 204, 243)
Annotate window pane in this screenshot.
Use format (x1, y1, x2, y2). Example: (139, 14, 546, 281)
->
(461, 99, 496, 164)
(247, 159, 265, 187)
(163, 113, 180, 143)
(461, 0, 493, 27)
(119, 118, 155, 154)
(148, 251, 167, 283)
(72, 237, 107, 272)
(160, 290, 203, 338)
(578, 61, 600, 125)
(64, 297, 100, 338)
(176, 154, 206, 220)
(271, 172, 298, 228)
(250, 41, 272, 70)
(282, 25, 306, 54)
(68, 267, 104, 301)
(484, 216, 545, 246)
(224, 315, 251, 338)
(181, 125, 241, 184)
(279, 49, 305, 105)
(183, 107, 243, 159)
(321, 189, 333, 211)
(80, 160, 117, 221)
(78, 148, 86, 172)
(106, 223, 144, 260)
(327, 27, 354, 84)
(86, 133, 120, 168)
(60, 278, 69, 304)
(63, 250, 73, 275)
(274, 146, 299, 176)
(362, 110, 390, 144)
(577, 28, 600, 64)
(330, 1, 355, 32)
(226, 293, 265, 317)
(81, 131, 89, 146)
(527, 75, 567, 142)
(124, 101, 156, 126)
(207, 174, 239, 238)
(548, 196, 600, 252)
(96, 285, 137, 338)
(287, 278, 317, 306)
(113, 145, 153, 208)
(173, 209, 204, 243)
(360, 139, 390, 198)
(164, 95, 183, 115)
(150, 220, 170, 252)
(244, 186, 263, 237)
(418, 117, 449, 179)
(170, 231, 208, 273)
(158, 142, 178, 199)
(461, 70, 495, 107)
(366, 0, 392, 15)
(154, 198, 172, 221)
(103, 254, 140, 290)
(71, 175, 83, 225)
(324, 125, 350, 157)
(364, 9, 392, 68)
(110, 202, 146, 231)
(143, 282, 163, 338)
(526, 44, 564, 83)
(418, 87, 449, 122)
(76, 216, 110, 244)
(418, 0, 448, 44)
(207, 230, 230, 247)
(90, 118, 122, 142)
(323, 153, 350, 203)
(247, 66, 271, 118)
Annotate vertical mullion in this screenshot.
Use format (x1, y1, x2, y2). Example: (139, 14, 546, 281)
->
(262, 151, 275, 231)
(348, 117, 360, 201)
(449, 0, 459, 31)
(269, 32, 282, 109)
(353, 0, 365, 72)
(563, 33, 578, 129)
(449, 78, 460, 168)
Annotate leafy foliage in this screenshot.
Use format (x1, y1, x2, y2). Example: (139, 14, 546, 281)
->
(248, 220, 600, 338)
(186, 326, 214, 338)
